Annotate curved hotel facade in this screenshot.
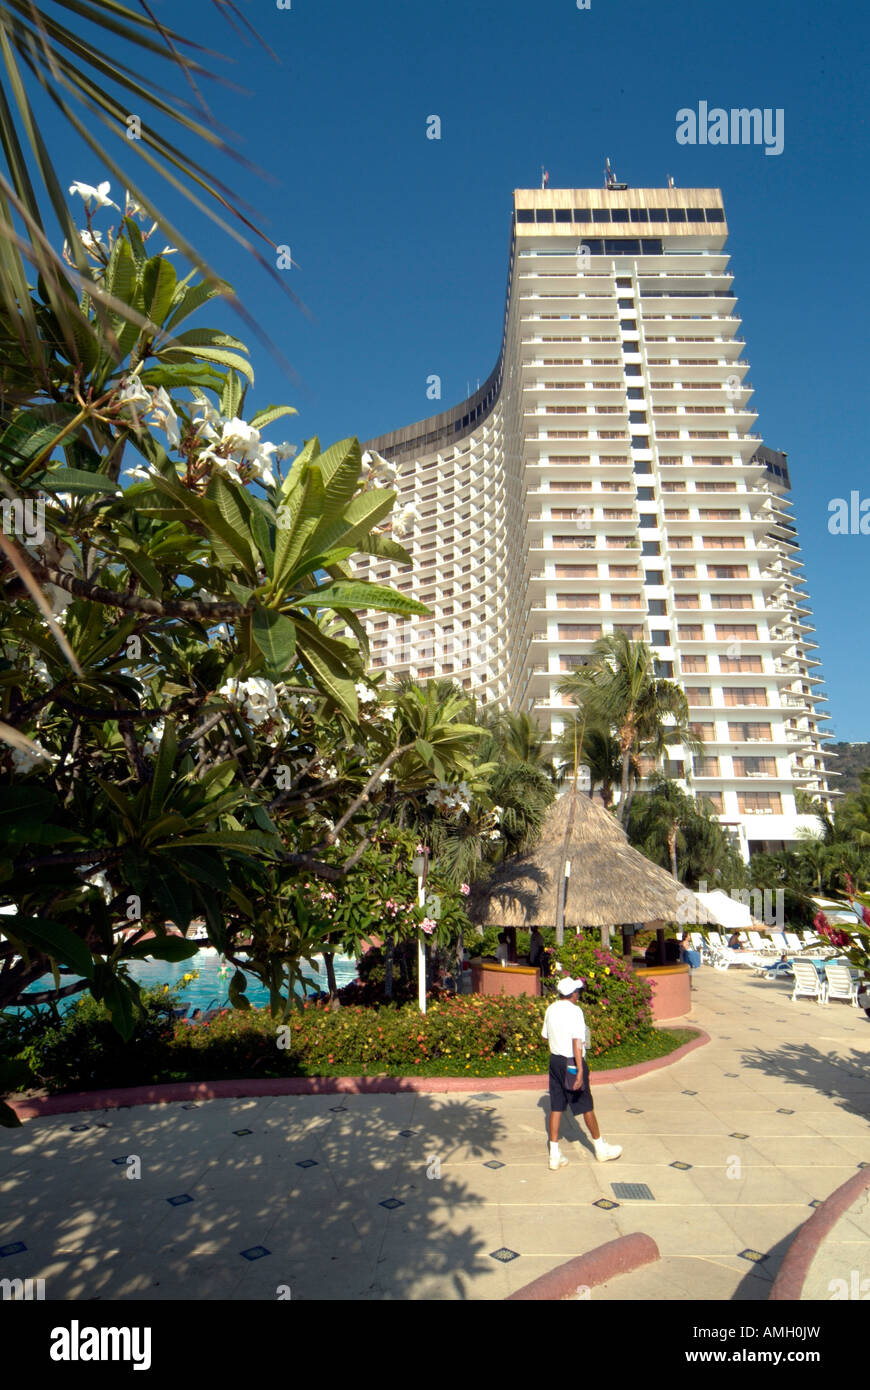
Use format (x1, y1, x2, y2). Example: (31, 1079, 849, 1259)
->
(359, 185, 835, 861)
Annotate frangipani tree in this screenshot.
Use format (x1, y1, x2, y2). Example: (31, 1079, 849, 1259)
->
(0, 214, 449, 1074)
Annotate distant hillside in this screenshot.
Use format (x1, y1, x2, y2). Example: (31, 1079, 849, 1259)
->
(826, 742, 870, 798)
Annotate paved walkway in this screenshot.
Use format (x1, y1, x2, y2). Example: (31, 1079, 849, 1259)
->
(1, 969, 867, 1301)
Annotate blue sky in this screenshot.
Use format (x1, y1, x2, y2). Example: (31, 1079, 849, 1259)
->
(31, 0, 870, 739)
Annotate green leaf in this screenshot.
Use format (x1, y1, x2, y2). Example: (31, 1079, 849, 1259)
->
(115, 536, 162, 595)
(164, 326, 248, 352)
(32, 467, 118, 495)
(294, 619, 358, 720)
(249, 404, 298, 430)
(91, 965, 137, 1042)
(228, 968, 251, 1011)
(139, 363, 224, 392)
(296, 581, 428, 617)
(251, 608, 297, 671)
(149, 718, 178, 816)
(7, 917, 94, 980)
(172, 830, 280, 853)
(164, 278, 229, 332)
(122, 936, 200, 962)
(162, 344, 254, 386)
(415, 738, 435, 766)
(142, 256, 178, 329)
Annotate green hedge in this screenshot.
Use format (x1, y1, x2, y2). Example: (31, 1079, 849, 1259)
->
(20, 987, 178, 1092)
(14, 991, 668, 1092)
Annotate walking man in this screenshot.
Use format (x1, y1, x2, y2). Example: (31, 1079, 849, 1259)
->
(542, 976, 622, 1168)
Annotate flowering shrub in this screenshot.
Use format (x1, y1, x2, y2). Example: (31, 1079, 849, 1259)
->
(814, 873, 870, 982)
(550, 934, 653, 1056)
(20, 986, 180, 1092)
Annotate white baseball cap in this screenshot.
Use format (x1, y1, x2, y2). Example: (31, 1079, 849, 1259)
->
(557, 976, 585, 996)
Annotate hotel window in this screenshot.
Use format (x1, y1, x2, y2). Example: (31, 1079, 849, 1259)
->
(689, 688, 712, 706)
(559, 654, 589, 672)
(674, 594, 700, 609)
(733, 757, 776, 777)
(553, 535, 595, 549)
(715, 625, 758, 641)
(701, 792, 724, 813)
(712, 594, 754, 609)
(678, 624, 704, 640)
(703, 536, 746, 549)
(701, 509, 741, 520)
(609, 564, 640, 578)
(556, 564, 598, 577)
(556, 593, 599, 609)
(613, 594, 644, 609)
(723, 688, 767, 708)
(664, 508, 690, 520)
(730, 722, 772, 741)
(682, 655, 708, 673)
(690, 722, 715, 740)
(613, 624, 644, 640)
(557, 624, 601, 639)
(672, 566, 696, 579)
(695, 757, 720, 776)
(709, 564, 749, 579)
(720, 655, 763, 673)
(661, 481, 687, 493)
(669, 536, 693, 549)
(738, 792, 782, 814)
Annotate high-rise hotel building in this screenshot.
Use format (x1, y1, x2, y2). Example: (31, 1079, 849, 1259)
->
(358, 185, 835, 861)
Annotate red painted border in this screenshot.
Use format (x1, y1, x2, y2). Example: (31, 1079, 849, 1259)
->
(768, 1167, 870, 1302)
(506, 1233, 660, 1300)
(6, 1028, 709, 1121)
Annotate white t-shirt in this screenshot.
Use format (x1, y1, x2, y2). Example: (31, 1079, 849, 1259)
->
(541, 999, 586, 1060)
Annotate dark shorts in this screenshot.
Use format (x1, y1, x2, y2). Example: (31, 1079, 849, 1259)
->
(548, 1054, 594, 1115)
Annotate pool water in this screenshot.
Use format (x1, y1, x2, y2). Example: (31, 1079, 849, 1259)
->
(11, 948, 358, 1016)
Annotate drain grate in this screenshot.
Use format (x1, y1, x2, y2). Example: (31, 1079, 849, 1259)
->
(611, 1182, 654, 1201)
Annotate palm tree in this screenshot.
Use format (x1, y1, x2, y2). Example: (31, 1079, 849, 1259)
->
(631, 774, 694, 878)
(554, 715, 628, 809)
(559, 633, 701, 824)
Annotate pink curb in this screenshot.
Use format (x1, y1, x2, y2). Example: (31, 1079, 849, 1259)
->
(6, 1027, 709, 1121)
(505, 1233, 660, 1300)
(768, 1167, 870, 1302)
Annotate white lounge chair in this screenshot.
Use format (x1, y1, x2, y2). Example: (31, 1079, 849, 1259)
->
(791, 959, 827, 1005)
(785, 931, 808, 954)
(770, 931, 789, 953)
(748, 930, 777, 954)
(824, 963, 860, 1007)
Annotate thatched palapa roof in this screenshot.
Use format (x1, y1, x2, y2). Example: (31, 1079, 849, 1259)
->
(470, 787, 715, 929)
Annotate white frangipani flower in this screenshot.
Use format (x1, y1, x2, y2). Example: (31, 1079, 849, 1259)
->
(143, 719, 165, 758)
(11, 740, 58, 774)
(149, 387, 180, 450)
(354, 682, 378, 706)
(69, 180, 118, 210)
(220, 676, 281, 728)
(116, 375, 152, 410)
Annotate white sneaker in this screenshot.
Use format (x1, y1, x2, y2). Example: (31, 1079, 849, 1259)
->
(594, 1139, 622, 1163)
(548, 1151, 568, 1170)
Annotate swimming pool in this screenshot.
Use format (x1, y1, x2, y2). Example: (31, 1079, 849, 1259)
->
(10, 947, 359, 1015)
